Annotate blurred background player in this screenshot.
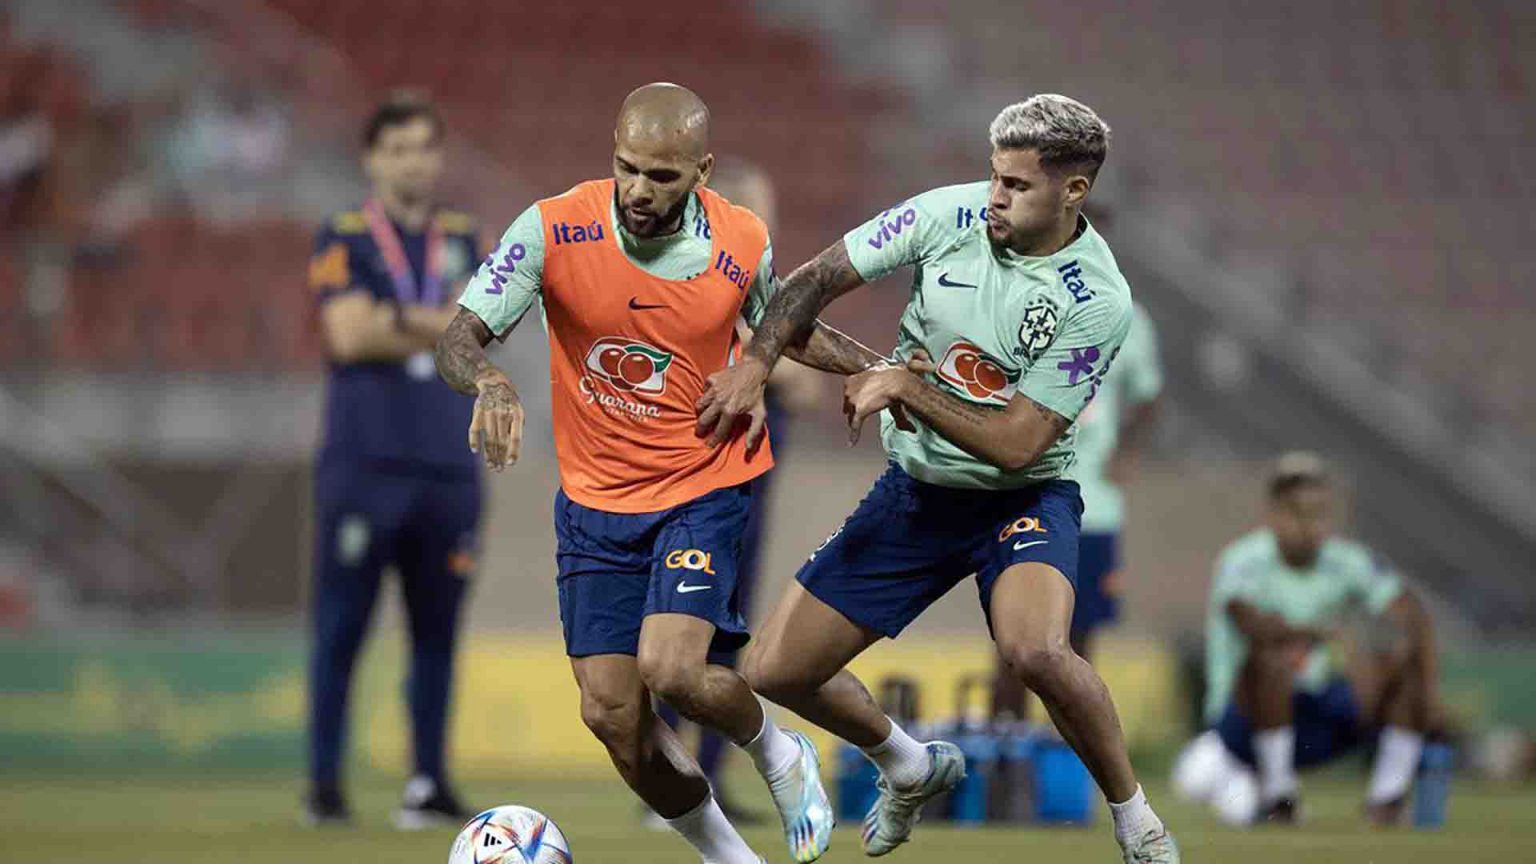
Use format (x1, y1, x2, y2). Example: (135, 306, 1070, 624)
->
(435, 83, 891, 864)
(993, 299, 1162, 718)
(305, 91, 481, 828)
(1184, 452, 1443, 824)
(648, 158, 827, 825)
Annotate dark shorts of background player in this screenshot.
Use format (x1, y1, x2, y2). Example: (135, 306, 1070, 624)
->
(1214, 678, 1365, 768)
(555, 483, 752, 666)
(1070, 532, 1122, 636)
(796, 463, 1083, 639)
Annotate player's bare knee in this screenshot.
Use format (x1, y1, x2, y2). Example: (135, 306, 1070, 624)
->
(1000, 638, 1072, 691)
(741, 651, 804, 705)
(579, 686, 642, 751)
(635, 651, 703, 708)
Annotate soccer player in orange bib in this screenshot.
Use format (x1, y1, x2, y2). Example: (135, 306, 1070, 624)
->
(435, 84, 892, 864)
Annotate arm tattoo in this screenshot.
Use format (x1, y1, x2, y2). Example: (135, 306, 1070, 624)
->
(783, 320, 886, 374)
(747, 241, 865, 366)
(900, 379, 996, 430)
(435, 308, 496, 395)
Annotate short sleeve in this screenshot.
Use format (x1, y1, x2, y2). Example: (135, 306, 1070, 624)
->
(741, 241, 778, 327)
(1016, 295, 1132, 421)
(1119, 304, 1164, 406)
(841, 187, 967, 282)
(1210, 552, 1260, 610)
(458, 204, 546, 339)
(1352, 549, 1404, 615)
(308, 223, 361, 301)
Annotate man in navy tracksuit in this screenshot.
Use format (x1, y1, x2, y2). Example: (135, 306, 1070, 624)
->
(305, 92, 480, 828)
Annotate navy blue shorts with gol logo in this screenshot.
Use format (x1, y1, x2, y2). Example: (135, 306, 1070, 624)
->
(797, 463, 1082, 638)
(555, 484, 752, 663)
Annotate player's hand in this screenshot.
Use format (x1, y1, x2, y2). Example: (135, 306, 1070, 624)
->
(469, 369, 524, 472)
(844, 363, 915, 445)
(696, 357, 771, 447)
(745, 392, 769, 459)
(884, 349, 934, 434)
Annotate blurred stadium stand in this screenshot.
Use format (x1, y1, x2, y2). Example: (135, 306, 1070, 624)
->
(0, 0, 1532, 635)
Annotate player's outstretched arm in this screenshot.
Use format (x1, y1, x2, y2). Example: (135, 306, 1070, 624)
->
(697, 241, 867, 445)
(843, 358, 1071, 470)
(436, 307, 524, 471)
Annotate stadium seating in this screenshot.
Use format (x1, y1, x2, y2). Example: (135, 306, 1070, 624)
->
(920, 0, 1535, 436)
(13, 0, 883, 372)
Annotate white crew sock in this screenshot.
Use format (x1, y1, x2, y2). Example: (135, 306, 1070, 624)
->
(740, 706, 800, 783)
(1109, 785, 1165, 847)
(860, 717, 931, 790)
(1367, 726, 1424, 804)
(664, 795, 761, 864)
(1254, 727, 1299, 803)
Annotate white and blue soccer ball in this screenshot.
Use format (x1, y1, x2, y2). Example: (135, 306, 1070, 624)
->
(449, 805, 572, 864)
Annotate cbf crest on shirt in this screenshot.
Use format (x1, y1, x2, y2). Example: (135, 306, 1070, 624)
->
(843, 181, 1134, 490)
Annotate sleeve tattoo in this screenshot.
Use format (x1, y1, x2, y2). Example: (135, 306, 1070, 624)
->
(435, 307, 496, 395)
(746, 241, 866, 366)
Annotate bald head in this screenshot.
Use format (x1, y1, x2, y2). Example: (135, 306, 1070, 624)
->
(616, 82, 710, 159)
(612, 83, 714, 238)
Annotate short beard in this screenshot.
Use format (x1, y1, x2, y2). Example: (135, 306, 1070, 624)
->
(616, 188, 691, 239)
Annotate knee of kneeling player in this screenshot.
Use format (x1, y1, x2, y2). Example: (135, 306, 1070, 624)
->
(1000, 639, 1073, 690)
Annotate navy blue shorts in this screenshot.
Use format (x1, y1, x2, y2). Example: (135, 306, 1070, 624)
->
(1069, 532, 1121, 635)
(555, 484, 752, 662)
(796, 463, 1083, 639)
(1215, 678, 1364, 768)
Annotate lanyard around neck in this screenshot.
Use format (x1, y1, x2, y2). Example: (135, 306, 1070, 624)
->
(362, 198, 444, 305)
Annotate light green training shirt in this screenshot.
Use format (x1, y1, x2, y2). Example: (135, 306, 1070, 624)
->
(1072, 303, 1163, 534)
(843, 181, 1133, 488)
(1203, 529, 1404, 722)
(460, 189, 779, 336)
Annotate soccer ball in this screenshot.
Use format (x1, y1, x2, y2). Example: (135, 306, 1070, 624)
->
(449, 805, 572, 864)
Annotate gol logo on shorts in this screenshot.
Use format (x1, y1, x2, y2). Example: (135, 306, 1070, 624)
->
(664, 549, 716, 574)
(998, 516, 1047, 543)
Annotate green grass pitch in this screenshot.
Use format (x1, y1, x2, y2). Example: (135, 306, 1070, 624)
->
(2, 771, 1533, 863)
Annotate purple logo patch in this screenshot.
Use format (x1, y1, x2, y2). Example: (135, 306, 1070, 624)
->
(1057, 346, 1101, 385)
(484, 242, 526, 295)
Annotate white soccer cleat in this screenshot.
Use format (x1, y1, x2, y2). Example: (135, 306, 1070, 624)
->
(764, 729, 835, 863)
(860, 740, 965, 857)
(1121, 826, 1181, 864)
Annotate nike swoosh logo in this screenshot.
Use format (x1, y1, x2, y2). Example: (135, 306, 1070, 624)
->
(937, 272, 977, 289)
(1012, 539, 1048, 551)
(628, 298, 667, 310)
(676, 583, 712, 594)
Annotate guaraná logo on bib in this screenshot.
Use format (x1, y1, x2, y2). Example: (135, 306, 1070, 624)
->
(935, 340, 1018, 405)
(584, 338, 674, 394)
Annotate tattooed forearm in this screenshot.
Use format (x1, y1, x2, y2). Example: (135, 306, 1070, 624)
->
(899, 378, 997, 430)
(435, 308, 497, 395)
(747, 241, 866, 367)
(895, 376, 1072, 471)
(783, 320, 886, 374)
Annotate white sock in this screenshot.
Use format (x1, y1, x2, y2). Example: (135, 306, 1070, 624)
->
(664, 795, 760, 864)
(1255, 727, 1298, 803)
(860, 717, 931, 789)
(1367, 726, 1424, 804)
(1109, 785, 1164, 847)
(740, 706, 800, 783)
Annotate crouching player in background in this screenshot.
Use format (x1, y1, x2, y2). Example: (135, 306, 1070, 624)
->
(1175, 452, 1444, 825)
